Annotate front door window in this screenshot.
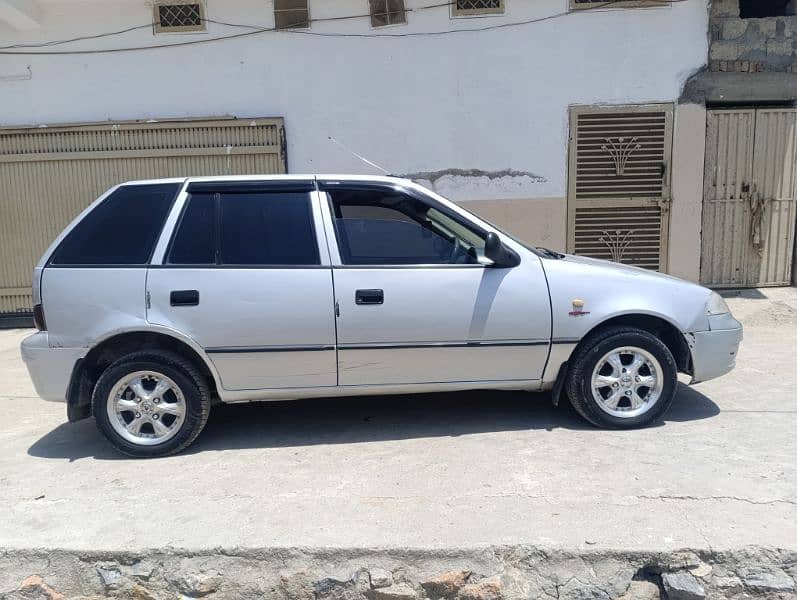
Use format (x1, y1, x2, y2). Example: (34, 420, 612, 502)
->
(328, 188, 485, 266)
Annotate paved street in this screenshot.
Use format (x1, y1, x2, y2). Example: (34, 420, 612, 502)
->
(0, 288, 795, 553)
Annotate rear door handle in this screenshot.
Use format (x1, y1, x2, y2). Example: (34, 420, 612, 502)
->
(170, 290, 199, 307)
(355, 289, 384, 305)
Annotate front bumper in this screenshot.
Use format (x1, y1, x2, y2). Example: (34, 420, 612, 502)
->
(20, 332, 85, 402)
(689, 314, 743, 384)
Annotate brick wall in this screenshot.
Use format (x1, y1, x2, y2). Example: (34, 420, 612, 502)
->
(709, 0, 797, 73)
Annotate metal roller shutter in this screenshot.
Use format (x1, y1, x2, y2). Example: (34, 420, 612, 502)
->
(0, 117, 286, 317)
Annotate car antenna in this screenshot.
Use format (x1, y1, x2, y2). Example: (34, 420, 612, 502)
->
(328, 136, 393, 176)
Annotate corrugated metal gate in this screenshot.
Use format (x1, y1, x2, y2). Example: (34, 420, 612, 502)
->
(701, 108, 796, 288)
(567, 104, 673, 272)
(0, 117, 286, 315)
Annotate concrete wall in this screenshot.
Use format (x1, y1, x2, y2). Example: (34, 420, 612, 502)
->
(668, 103, 707, 282)
(0, 0, 709, 257)
(709, 0, 797, 73)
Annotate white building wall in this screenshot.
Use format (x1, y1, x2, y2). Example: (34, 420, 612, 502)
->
(0, 0, 709, 252)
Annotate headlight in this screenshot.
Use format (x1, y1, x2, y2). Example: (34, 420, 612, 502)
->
(706, 291, 730, 316)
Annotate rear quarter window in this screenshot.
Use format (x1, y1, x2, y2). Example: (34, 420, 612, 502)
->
(49, 183, 180, 266)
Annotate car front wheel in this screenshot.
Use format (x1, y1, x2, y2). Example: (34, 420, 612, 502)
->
(92, 350, 211, 457)
(565, 326, 678, 429)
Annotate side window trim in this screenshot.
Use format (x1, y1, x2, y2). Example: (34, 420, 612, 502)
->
(160, 183, 326, 268)
(320, 183, 490, 268)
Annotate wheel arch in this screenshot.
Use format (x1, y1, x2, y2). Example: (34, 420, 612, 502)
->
(577, 313, 692, 374)
(66, 328, 221, 422)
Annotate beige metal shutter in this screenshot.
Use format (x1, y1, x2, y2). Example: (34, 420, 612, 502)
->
(0, 117, 286, 315)
(701, 108, 796, 288)
(700, 110, 757, 287)
(567, 104, 673, 271)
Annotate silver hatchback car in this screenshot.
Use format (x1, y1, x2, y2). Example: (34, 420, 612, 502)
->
(22, 175, 742, 457)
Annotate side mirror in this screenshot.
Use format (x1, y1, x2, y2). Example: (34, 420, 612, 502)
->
(484, 232, 520, 268)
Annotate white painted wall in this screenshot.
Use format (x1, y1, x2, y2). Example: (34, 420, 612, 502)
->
(0, 0, 708, 203)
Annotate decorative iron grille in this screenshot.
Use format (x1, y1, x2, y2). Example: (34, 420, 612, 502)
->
(153, 1, 205, 33)
(453, 0, 504, 16)
(370, 0, 407, 27)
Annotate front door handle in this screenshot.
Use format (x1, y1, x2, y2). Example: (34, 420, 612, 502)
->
(170, 290, 199, 307)
(355, 289, 384, 305)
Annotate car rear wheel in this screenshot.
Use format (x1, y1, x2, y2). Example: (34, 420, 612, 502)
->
(565, 326, 677, 429)
(92, 350, 211, 457)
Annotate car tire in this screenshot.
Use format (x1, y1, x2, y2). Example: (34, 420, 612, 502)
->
(92, 350, 211, 457)
(565, 326, 677, 429)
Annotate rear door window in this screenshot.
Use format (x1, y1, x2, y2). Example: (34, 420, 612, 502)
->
(167, 190, 320, 266)
(50, 183, 179, 266)
(167, 193, 216, 265)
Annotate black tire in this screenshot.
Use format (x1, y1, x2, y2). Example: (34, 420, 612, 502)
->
(92, 350, 211, 457)
(565, 326, 677, 429)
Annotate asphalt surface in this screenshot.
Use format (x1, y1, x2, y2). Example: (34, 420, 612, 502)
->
(0, 288, 795, 552)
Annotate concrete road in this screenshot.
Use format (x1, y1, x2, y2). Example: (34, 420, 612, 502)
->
(0, 288, 795, 553)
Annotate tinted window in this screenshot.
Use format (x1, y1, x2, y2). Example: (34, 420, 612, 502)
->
(329, 189, 483, 265)
(50, 183, 178, 265)
(168, 193, 215, 265)
(167, 191, 320, 266)
(220, 193, 319, 265)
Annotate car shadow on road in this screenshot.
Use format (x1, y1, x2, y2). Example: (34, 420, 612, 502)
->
(28, 383, 720, 461)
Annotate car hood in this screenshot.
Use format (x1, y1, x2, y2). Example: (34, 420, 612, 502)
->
(553, 253, 698, 285)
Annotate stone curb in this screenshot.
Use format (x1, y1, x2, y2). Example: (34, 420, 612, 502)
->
(0, 546, 795, 600)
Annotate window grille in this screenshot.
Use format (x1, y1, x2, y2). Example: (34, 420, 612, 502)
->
(570, 0, 661, 10)
(370, 0, 407, 27)
(274, 0, 310, 29)
(153, 1, 205, 33)
(452, 0, 505, 16)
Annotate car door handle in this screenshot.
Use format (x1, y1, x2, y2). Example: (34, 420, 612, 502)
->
(170, 290, 199, 307)
(355, 289, 384, 305)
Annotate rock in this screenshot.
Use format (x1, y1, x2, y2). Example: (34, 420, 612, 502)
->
(711, 576, 742, 591)
(370, 568, 393, 589)
(174, 571, 222, 597)
(687, 563, 712, 579)
(555, 580, 609, 600)
(128, 584, 157, 600)
(661, 572, 705, 600)
(618, 580, 660, 600)
(128, 562, 155, 581)
(366, 583, 417, 600)
(315, 577, 360, 600)
(352, 569, 372, 593)
(421, 571, 471, 599)
(457, 578, 502, 600)
(279, 572, 315, 600)
(17, 576, 66, 600)
(742, 571, 796, 593)
(665, 552, 702, 571)
(95, 564, 123, 590)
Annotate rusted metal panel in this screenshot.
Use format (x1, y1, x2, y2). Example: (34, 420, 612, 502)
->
(0, 118, 286, 313)
(701, 108, 796, 288)
(567, 104, 673, 272)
